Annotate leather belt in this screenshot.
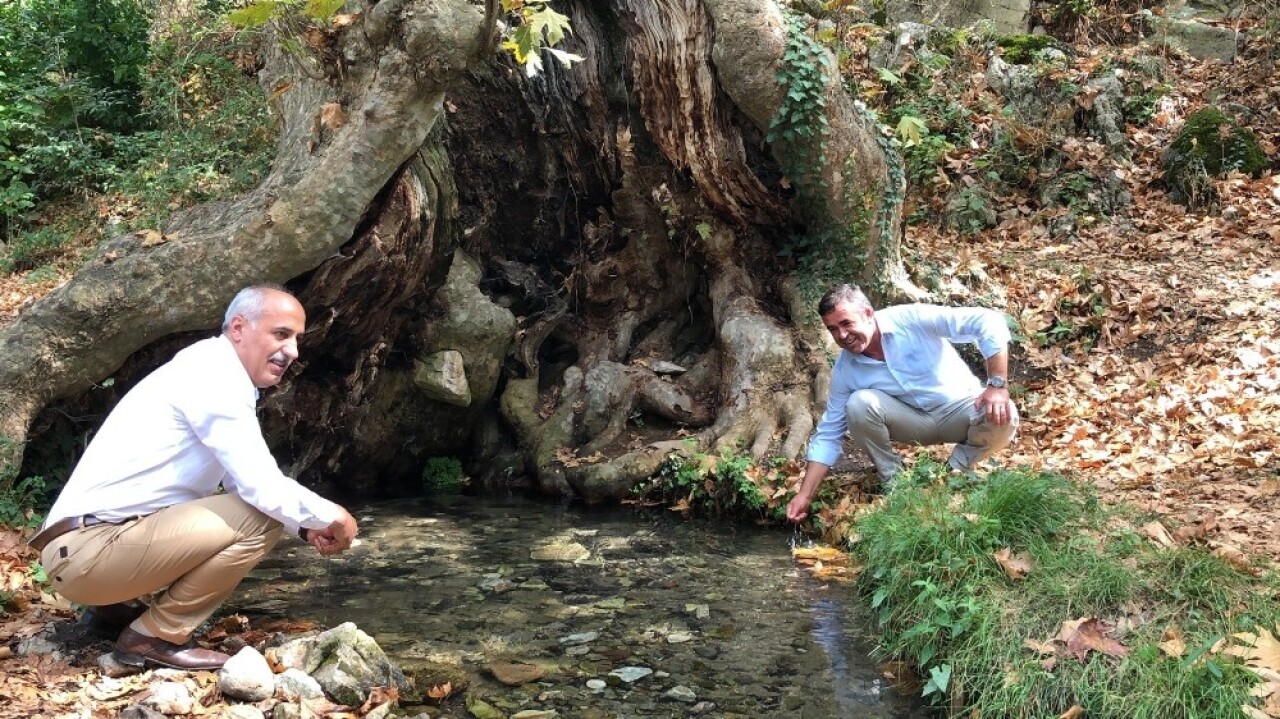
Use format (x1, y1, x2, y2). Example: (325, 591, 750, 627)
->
(29, 515, 117, 552)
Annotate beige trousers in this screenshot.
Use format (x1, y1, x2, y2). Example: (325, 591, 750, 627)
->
(40, 494, 282, 644)
(846, 389, 1019, 483)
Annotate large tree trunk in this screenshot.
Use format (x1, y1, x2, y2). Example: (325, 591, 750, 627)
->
(2, 0, 918, 503)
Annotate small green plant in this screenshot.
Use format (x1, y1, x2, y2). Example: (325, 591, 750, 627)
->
(639, 447, 793, 522)
(1122, 82, 1170, 127)
(1162, 106, 1268, 209)
(421, 456, 467, 495)
(0, 475, 50, 530)
(768, 13, 831, 197)
(0, 226, 75, 274)
(1030, 268, 1108, 352)
(994, 33, 1058, 64)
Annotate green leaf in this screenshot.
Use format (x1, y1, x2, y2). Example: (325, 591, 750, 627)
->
(302, 0, 346, 20)
(922, 664, 952, 697)
(503, 25, 537, 64)
(896, 114, 928, 148)
(876, 67, 902, 85)
(695, 223, 712, 241)
(529, 5, 573, 46)
(225, 0, 281, 28)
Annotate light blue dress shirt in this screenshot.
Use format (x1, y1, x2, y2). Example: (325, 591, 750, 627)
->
(805, 304, 1010, 467)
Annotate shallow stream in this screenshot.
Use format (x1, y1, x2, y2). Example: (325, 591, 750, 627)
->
(229, 495, 926, 718)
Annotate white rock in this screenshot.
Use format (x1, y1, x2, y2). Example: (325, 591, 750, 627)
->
(143, 681, 194, 714)
(220, 705, 265, 719)
(608, 666, 652, 683)
(275, 668, 325, 701)
(218, 647, 275, 702)
(559, 631, 599, 645)
(662, 685, 697, 703)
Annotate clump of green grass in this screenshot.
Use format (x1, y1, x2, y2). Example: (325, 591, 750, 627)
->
(853, 462, 1279, 717)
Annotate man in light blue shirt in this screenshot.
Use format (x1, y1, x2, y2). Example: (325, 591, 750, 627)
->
(786, 284, 1019, 522)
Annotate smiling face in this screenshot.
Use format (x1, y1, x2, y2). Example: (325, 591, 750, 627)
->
(822, 300, 879, 356)
(225, 290, 305, 388)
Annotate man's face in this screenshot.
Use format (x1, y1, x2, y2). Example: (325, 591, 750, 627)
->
(226, 291, 306, 388)
(822, 301, 877, 354)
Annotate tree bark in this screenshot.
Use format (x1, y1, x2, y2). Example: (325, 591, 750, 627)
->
(0, 0, 495, 470)
(3, 0, 920, 504)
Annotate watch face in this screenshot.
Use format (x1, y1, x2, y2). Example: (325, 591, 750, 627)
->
(987, 377, 1006, 388)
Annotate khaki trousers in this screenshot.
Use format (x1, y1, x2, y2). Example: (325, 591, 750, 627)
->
(40, 494, 282, 644)
(846, 389, 1019, 483)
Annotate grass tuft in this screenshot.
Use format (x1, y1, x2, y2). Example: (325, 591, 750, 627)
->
(852, 464, 1280, 717)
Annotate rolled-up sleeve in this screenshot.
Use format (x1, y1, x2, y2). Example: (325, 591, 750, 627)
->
(806, 354, 855, 466)
(915, 305, 1010, 359)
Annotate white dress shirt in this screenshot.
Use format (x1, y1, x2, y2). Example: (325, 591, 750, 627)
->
(805, 304, 1010, 467)
(44, 335, 343, 534)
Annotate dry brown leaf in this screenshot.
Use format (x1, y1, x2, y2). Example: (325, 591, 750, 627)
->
(137, 229, 167, 248)
(993, 547, 1034, 580)
(1213, 545, 1259, 575)
(1224, 626, 1280, 672)
(358, 685, 399, 714)
(1023, 638, 1056, 655)
(1159, 626, 1187, 658)
(1058, 705, 1085, 719)
(426, 681, 454, 701)
(1056, 617, 1130, 662)
(1141, 521, 1175, 548)
(319, 102, 346, 132)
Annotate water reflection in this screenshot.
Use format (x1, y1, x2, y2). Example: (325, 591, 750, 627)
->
(229, 495, 926, 718)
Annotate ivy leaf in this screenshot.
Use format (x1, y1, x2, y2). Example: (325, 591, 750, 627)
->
(922, 664, 952, 697)
(896, 114, 928, 148)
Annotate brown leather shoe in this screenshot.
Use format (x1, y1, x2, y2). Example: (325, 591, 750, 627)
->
(81, 600, 149, 640)
(114, 627, 230, 670)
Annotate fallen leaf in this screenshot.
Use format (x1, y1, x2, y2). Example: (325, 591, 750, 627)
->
(1059, 705, 1085, 719)
(358, 685, 399, 714)
(1023, 638, 1057, 655)
(993, 547, 1034, 580)
(137, 229, 168, 248)
(1159, 626, 1187, 658)
(319, 102, 346, 132)
(1142, 521, 1175, 548)
(426, 681, 453, 701)
(1056, 617, 1130, 662)
(1224, 626, 1280, 672)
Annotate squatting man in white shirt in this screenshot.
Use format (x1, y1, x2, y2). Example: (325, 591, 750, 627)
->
(786, 283, 1019, 523)
(29, 284, 359, 670)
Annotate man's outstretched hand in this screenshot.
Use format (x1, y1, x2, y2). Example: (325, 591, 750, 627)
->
(304, 509, 359, 555)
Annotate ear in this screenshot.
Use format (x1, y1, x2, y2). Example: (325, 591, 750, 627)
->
(227, 315, 247, 340)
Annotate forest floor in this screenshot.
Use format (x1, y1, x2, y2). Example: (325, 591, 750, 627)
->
(1, 14, 1278, 719)
(899, 38, 1280, 564)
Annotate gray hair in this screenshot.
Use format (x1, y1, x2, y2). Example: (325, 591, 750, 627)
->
(817, 283, 873, 317)
(222, 284, 291, 333)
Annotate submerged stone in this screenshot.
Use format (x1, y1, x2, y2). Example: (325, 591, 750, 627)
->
(608, 666, 653, 683)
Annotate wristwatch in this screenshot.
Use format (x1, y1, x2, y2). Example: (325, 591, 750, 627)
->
(985, 376, 1007, 389)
